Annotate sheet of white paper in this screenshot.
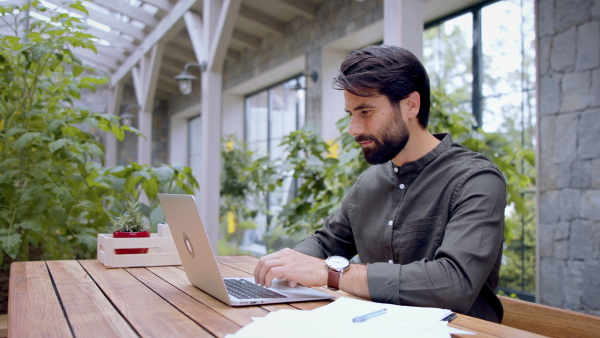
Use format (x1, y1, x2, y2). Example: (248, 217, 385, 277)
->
(226, 297, 475, 338)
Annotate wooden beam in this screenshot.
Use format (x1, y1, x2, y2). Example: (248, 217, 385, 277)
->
(238, 4, 285, 36)
(278, 0, 317, 19)
(0, 0, 27, 6)
(92, 0, 159, 27)
(141, 0, 174, 11)
(73, 48, 119, 71)
(76, 58, 112, 75)
(184, 11, 206, 64)
(161, 60, 186, 75)
(44, 0, 147, 41)
(158, 73, 180, 87)
(155, 87, 175, 100)
(208, 0, 241, 72)
(231, 29, 261, 50)
(111, 0, 194, 87)
(96, 46, 128, 62)
(132, 43, 165, 164)
(163, 47, 197, 65)
(87, 26, 137, 49)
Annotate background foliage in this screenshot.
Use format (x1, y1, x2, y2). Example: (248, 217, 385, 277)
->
(0, 1, 198, 271)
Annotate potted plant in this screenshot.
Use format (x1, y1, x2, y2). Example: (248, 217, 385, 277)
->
(111, 200, 151, 254)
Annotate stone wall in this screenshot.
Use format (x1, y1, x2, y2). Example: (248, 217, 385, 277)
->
(537, 0, 600, 315)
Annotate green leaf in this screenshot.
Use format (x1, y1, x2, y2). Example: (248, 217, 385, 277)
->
(18, 220, 42, 232)
(1, 233, 21, 259)
(73, 65, 84, 77)
(14, 132, 41, 150)
(49, 139, 69, 153)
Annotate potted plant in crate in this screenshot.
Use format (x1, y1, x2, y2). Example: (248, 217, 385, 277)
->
(111, 200, 151, 254)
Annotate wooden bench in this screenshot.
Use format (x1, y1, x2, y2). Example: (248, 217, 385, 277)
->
(499, 296, 600, 337)
(0, 314, 6, 338)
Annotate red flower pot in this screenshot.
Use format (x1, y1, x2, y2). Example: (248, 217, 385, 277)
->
(113, 230, 151, 254)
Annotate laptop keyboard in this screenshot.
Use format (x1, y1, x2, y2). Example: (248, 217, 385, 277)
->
(224, 279, 287, 299)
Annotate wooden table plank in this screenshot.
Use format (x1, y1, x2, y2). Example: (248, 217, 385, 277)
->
(218, 256, 545, 337)
(46, 260, 137, 338)
(8, 262, 72, 337)
(147, 265, 268, 327)
(79, 260, 212, 337)
(451, 314, 547, 338)
(127, 267, 241, 338)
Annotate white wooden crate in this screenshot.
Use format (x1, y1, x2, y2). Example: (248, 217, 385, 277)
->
(97, 223, 182, 268)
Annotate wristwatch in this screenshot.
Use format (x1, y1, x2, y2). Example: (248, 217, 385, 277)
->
(325, 256, 350, 291)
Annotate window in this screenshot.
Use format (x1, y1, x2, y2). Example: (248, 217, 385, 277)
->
(242, 75, 306, 255)
(423, 0, 536, 299)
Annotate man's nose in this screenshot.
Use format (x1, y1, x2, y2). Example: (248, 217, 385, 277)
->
(348, 116, 364, 137)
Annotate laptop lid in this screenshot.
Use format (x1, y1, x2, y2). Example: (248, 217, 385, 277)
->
(157, 193, 334, 306)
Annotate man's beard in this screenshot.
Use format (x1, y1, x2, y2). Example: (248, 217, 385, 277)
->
(355, 112, 409, 165)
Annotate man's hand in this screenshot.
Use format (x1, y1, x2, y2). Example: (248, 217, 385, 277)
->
(254, 248, 327, 288)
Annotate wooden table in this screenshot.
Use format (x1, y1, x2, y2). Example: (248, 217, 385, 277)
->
(8, 256, 544, 337)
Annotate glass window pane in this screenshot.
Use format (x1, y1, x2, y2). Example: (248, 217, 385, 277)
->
(482, 1, 528, 97)
(423, 13, 473, 102)
(246, 91, 269, 157)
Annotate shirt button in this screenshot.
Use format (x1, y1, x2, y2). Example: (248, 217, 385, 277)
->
(399, 184, 405, 189)
(388, 220, 393, 226)
(388, 260, 393, 264)
(394, 167, 398, 173)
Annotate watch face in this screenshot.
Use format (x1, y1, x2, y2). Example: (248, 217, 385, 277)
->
(327, 256, 349, 269)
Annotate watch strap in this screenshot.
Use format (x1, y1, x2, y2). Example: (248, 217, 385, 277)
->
(327, 269, 342, 291)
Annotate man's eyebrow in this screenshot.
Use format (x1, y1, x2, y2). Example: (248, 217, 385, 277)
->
(346, 103, 376, 113)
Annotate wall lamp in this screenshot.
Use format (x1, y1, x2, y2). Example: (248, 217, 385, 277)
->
(174, 62, 206, 95)
(121, 104, 139, 126)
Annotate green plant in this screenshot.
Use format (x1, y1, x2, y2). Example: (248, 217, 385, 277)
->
(0, 1, 199, 267)
(219, 135, 274, 250)
(110, 200, 149, 233)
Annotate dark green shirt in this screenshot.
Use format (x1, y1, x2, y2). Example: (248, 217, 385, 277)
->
(294, 133, 506, 323)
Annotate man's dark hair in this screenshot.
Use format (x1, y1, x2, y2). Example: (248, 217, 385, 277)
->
(333, 45, 431, 128)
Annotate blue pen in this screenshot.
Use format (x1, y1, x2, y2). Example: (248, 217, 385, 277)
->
(352, 308, 387, 322)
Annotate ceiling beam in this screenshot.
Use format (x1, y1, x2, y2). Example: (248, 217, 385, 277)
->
(111, 0, 195, 87)
(161, 60, 186, 75)
(278, 0, 317, 19)
(44, 0, 147, 41)
(91, 0, 159, 27)
(141, 0, 174, 12)
(155, 87, 176, 99)
(238, 4, 285, 36)
(163, 46, 198, 65)
(208, 0, 241, 72)
(74, 48, 120, 71)
(184, 11, 206, 64)
(232, 29, 261, 50)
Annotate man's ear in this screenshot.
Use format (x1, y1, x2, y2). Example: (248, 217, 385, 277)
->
(404, 91, 421, 119)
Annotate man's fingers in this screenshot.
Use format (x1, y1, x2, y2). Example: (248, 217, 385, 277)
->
(264, 266, 285, 288)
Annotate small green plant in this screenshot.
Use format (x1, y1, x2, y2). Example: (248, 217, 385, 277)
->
(110, 200, 149, 233)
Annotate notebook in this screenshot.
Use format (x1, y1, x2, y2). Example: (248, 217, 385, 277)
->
(157, 193, 334, 306)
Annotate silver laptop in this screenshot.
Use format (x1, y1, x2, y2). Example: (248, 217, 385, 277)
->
(158, 193, 334, 306)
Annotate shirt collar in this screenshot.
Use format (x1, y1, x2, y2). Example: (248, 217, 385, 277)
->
(390, 133, 453, 174)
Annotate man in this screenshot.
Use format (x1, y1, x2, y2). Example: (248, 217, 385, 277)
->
(254, 45, 506, 323)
